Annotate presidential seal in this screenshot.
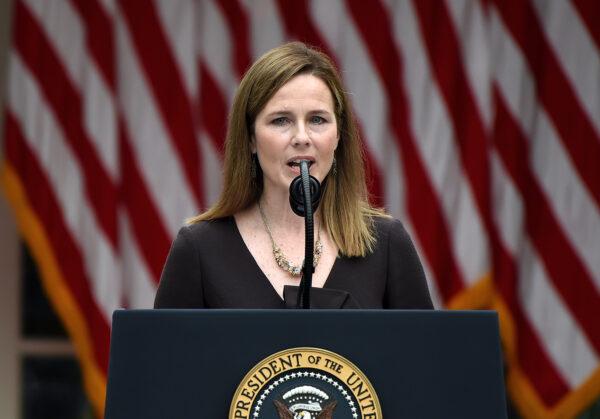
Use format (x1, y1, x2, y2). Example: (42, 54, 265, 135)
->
(229, 347, 382, 419)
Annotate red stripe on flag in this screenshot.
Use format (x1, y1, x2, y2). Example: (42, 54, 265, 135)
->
(275, 0, 325, 49)
(119, 123, 172, 281)
(14, 0, 118, 249)
(118, 0, 204, 208)
(71, 0, 171, 284)
(4, 111, 111, 370)
(199, 64, 228, 154)
(69, 0, 115, 91)
(493, 90, 600, 352)
(492, 0, 600, 208)
(215, 0, 252, 77)
(572, 0, 600, 51)
(412, 0, 493, 227)
(512, 293, 571, 406)
(346, 0, 465, 301)
(275, 0, 385, 206)
(492, 245, 570, 406)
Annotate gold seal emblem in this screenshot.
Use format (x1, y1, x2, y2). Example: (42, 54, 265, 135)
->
(230, 347, 382, 419)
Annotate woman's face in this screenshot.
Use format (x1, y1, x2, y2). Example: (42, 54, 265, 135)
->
(252, 74, 339, 196)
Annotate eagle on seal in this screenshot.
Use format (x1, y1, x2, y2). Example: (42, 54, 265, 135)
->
(273, 399, 337, 419)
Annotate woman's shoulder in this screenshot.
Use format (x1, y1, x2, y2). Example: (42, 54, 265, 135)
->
(367, 214, 417, 255)
(178, 216, 235, 241)
(370, 214, 407, 237)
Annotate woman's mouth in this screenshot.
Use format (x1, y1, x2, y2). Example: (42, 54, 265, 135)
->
(287, 159, 314, 169)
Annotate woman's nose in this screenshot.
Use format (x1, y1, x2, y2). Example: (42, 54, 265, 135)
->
(292, 122, 311, 146)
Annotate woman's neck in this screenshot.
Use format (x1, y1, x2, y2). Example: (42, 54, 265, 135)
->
(257, 187, 319, 237)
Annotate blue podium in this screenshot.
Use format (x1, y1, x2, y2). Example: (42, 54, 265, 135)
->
(104, 309, 507, 418)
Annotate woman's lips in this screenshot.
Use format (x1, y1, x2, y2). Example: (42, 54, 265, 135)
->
(287, 160, 314, 168)
(287, 161, 315, 175)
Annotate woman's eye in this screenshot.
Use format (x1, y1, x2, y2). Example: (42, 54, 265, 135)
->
(271, 117, 289, 126)
(310, 115, 326, 124)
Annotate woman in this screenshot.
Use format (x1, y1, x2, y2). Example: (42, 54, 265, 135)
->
(154, 42, 432, 309)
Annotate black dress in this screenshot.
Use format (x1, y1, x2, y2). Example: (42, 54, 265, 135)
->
(154, 216, 433, 309)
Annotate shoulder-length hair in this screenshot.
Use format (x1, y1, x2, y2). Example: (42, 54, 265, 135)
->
(189, 42, 386, 257)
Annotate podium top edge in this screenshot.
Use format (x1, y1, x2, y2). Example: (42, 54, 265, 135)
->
(112, 308, 499, 319)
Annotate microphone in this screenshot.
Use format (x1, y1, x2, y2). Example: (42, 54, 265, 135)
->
(289, 164, 321, 216)
(289, 160, 321, 309)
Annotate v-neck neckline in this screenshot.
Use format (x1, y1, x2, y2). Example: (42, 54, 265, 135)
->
(229, 216, 339, 302)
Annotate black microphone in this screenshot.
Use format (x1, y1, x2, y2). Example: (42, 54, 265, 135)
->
(289, 160, 321, 309)
(289, 165, 321, 216)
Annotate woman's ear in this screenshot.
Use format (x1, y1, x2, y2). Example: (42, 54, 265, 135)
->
(250, 135, 257, 153)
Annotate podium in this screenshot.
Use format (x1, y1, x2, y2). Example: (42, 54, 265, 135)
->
(104, 309, 507, 418)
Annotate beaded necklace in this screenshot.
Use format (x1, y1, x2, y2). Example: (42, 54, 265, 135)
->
(257, 201, 323, 276)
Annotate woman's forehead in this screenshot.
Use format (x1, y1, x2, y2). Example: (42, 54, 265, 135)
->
(260, 74, 334, 113)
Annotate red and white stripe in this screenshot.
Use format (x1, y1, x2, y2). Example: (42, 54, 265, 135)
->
(3, 1, 599, 417)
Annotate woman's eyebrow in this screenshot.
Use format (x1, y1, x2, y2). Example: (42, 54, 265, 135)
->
(263, 110, 293, 118)
(308, 109, 333, 115)
(262, 108, 333, 118)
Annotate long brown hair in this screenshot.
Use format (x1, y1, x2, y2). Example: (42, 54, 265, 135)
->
(189, 42, 386, 256)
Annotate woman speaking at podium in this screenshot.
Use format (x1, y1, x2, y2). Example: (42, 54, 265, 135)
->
(154, 42, 432, 310)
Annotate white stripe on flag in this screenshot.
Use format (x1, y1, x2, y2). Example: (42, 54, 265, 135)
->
(445, 0, 493, 128)
(530, 0, 600, 136)
(116, 11, 198, 236)
(242, 0, 286, 59)
(491, 152, 524, 254)
(154, 0, 198, 101)
(199, 131, 223, 207)
(22, 0, 84, 91)
(518, 240, 598, 388)
(120, 214, 159, 308)
(198, 0, 239, 101)
(23, 0, 119, 181)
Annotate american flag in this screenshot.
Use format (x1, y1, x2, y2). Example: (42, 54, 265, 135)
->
(2, 0, 599, 417)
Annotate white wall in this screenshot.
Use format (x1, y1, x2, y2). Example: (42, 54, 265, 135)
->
(0, 0, 20, 418)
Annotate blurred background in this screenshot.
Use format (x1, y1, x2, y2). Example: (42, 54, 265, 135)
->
(0, 0, 599, 418)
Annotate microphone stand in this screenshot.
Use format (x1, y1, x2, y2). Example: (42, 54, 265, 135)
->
(289, 160, 321, 309)
(298, 161, 313, 309)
